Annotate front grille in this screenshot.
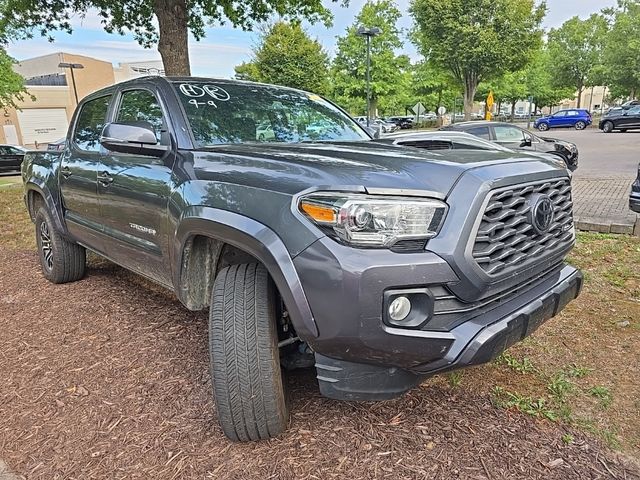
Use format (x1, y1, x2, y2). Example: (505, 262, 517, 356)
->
(472, 179, 574, 276)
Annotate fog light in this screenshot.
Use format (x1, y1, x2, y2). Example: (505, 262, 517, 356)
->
(389, 296, 411, 322)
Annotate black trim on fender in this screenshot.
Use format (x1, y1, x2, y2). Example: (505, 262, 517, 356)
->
(175, 206, 318, 339)
(24, 181, 68, 236)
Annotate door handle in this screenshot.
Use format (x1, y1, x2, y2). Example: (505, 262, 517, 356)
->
(98, 171, 114, 187)
(61, 166, 72, 178)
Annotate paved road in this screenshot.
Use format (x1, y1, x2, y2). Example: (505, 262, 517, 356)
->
(533, 127, 639, 179)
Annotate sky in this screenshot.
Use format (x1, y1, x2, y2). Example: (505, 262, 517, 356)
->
(6, 0, 618, 78)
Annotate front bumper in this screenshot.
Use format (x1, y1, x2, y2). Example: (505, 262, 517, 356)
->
(631, 177, 640, 213)
(314, 265, 582, 401)
(630, 192, 640, 213)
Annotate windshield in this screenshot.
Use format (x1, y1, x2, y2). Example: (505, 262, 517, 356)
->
(172, 81, 370, 147)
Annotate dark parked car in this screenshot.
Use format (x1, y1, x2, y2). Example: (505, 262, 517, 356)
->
(440, 121, 578, 171)
(599, 105, 640, 133)
(0, 144, 26, 173)
(631, 164, 640, 213)
(22, 76, 581, 441)
(386, 116, 414, 129)
(382, 131, 568, 167)
(534, 109, 592, 131)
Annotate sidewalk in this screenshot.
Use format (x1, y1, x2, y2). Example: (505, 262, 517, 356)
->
(572, 176, 640, 235)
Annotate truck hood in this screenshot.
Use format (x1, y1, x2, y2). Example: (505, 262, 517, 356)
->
(192, 140, 566, 196)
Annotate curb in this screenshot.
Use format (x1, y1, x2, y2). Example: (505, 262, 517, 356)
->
(575, 216, 640, 236)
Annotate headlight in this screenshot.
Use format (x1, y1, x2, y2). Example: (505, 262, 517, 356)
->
(299, 192, 447, 249)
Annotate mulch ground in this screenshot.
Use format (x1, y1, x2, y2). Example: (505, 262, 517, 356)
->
(0, 250, 638, 479)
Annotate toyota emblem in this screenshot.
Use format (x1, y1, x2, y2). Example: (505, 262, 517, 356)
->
(530, 194, 554, 234)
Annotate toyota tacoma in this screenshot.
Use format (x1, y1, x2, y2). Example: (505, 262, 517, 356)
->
(22, 77, 582, 442)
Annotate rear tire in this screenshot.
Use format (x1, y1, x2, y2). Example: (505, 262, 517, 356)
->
(209, 263, 288, 441)
(602, 121, 614, 133)
(575, 121, 586, 130)
(34, 207, 86, 284)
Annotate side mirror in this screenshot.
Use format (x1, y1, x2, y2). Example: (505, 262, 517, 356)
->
(100, 122, 167, 157)
(521, 137, 532, 147)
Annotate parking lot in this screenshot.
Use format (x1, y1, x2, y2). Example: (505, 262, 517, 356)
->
(540, 128, 639, 179)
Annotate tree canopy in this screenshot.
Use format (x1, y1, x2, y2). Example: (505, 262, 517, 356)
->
(603, 0, 640, 99)
(330, 0, 410, 117)
(546, 14, 608, 107)
(0, 0, 341, 76)
(0, 48, 30, 110)
(234, 22, 329, 94)
(410, 0, 546, 119)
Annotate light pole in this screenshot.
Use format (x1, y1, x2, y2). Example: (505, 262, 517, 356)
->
(356, 26, 381, 128)
(58, 62, 84, 105)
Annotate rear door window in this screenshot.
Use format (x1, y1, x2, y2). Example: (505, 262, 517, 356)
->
(73, 95, 112, 152)
(466, 126, 491, 140)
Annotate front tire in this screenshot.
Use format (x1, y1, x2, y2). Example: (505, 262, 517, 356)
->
(602, 121, 614, 133)
(575, 121, 586, 130)
(537, 122, 549, 131)
(34, 207, 86, 284)
(209, 263, 288, 441)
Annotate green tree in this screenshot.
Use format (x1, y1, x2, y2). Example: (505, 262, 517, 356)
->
(410, 0, 546, 120)
(546, 14, 609, 107)
(411, 61, 460, 114)
(234, 22, 329, 94)
(603, 1, 640, 99)
(330, 0, 410, 118)
(0, 48, 29, 109)
(524, 49, 574, 110)
(0, 0, 340, 76)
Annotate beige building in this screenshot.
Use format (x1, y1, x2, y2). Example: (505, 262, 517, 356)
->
(557, 85, 609, 112)
(1, 52, 163, 148)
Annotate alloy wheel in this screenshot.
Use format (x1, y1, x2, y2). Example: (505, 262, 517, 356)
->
(40, 221, 54, 270)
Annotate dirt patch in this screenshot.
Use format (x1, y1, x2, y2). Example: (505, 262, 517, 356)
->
(0, 250, 638, 479)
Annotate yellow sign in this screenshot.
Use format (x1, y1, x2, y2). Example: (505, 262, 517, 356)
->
(485, 90, 495, 121)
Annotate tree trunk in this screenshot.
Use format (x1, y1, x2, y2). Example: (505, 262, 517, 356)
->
(463, 74, 478, 121)
(370, 97, 378, 119)
(154, 0, 191, 76)
(576, 86, 583, 108)
(510, 100, 517, 122)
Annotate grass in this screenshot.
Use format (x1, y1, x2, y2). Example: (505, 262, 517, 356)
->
(589, 386, 613, 408)
(0, 182, 35, 251)
(1, 186, 638, 455)
(496, 352, 536, 374)
(0, 175, 22, 186)
(463, 232, 640, 455)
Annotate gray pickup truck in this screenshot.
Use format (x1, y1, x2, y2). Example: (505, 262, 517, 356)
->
(22, 76, 582, 442)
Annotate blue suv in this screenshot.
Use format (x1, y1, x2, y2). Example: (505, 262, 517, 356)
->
(534, 109, 592, 131)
